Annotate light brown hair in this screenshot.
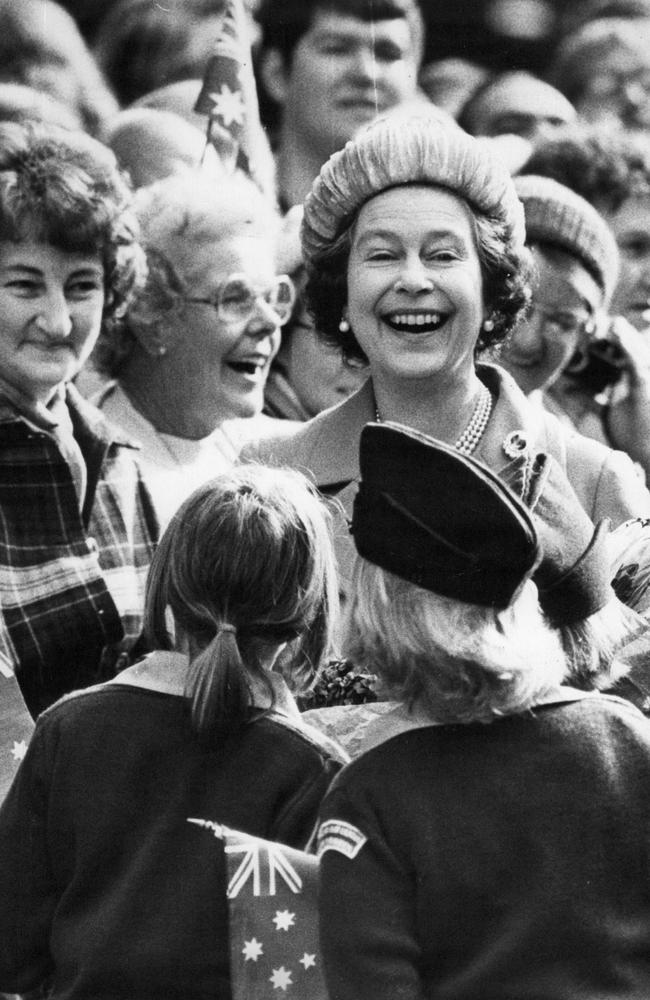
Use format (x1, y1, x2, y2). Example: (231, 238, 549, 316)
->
(144, 465, 339, 744)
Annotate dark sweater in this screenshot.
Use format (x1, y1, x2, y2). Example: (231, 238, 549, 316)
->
(0, 684, 343, 998)
(318, 693, 650, 1000)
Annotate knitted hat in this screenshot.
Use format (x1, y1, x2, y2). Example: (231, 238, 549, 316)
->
(301, 113, 526, 264)
(514, 174, 620, 305)
(351, 422, 540, 608)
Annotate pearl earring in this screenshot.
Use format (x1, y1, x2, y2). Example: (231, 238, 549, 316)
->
(339, 317, 350, 333)
(157, 345, 168, 356)
(482, 317, 495, 332)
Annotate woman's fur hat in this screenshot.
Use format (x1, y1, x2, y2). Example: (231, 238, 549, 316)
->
(301, 113, 526, 263)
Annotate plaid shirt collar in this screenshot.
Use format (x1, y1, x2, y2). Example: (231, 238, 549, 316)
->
(0, 385, 157, 716)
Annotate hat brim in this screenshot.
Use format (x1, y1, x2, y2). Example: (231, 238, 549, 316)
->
(352, 422, 540, 608)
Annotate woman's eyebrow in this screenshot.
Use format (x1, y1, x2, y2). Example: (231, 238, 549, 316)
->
(354, 229, 399, 245)
(1, 263, 43, 274)
(355, 228, 465, 247)
(68, 265, 104, 277)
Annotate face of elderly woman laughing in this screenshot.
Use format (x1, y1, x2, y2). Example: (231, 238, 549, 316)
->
(172, 233, 283, 423)
(346, 185, 486, 386)
(0, 240, 104, 404)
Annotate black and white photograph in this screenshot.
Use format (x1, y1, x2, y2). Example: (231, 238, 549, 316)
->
(3, 1, 650, 997)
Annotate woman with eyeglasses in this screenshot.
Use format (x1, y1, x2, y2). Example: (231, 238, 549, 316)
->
(92, 171, 294, 528)
(498, 174, 616, 400)
(497, 173, 650, 472)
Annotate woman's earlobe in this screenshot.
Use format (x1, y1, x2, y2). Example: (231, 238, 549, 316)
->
(258, 47, 290, 106)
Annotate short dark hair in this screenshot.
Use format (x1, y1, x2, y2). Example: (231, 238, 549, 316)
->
(522, 123, 650, 214)
(305, 204, 533, 365)
(0, 120, 145, 332)
(255, 0, 425, 137)
(256, 0, 424, 64)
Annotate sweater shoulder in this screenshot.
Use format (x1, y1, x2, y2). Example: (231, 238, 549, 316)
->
(256, 713, 349, 767)
(326, 693, 650, 789)
(239, 414, 320, 466)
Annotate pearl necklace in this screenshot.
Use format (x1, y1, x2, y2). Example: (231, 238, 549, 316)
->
(374, 381, 493, 457)
(453, 381, 493, 455)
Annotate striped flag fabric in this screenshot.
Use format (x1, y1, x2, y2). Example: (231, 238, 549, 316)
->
(0, 653, 34, 803)
(193, 0, 268, 190)
(188, 820, 327, 1000)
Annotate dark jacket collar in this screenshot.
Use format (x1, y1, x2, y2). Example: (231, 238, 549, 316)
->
(65, 383, 140, 528)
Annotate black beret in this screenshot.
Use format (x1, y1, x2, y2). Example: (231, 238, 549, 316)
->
(351, 422, 540, 608)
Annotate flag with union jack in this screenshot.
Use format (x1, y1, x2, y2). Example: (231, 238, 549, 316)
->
(193, 0, 269, 193)
(0, 652, 34, 803)
(188, 820, 327, 1000)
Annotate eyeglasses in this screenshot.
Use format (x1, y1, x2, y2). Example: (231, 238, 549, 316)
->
(528, 303, 596, 339)
(184, 273, 296, 326)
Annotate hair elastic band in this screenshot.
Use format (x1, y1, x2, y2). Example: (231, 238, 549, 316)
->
(216, 623, 237, 635)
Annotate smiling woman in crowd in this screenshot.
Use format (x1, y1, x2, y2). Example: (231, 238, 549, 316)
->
(93, 171, 294, 528)
(242, 114, 650, 599)
(496, 174, 619, 402)
(0, 120, 157, 717)
(520, 124, 650, 475)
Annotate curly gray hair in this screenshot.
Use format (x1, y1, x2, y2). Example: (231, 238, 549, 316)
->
(93, 171, 281, 377)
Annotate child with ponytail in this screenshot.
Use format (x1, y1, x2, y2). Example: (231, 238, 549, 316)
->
(0, 466, 345, 1000)
(143, 464, 339, 746)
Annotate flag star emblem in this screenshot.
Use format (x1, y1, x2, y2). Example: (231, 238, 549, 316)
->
(242, 937, 264, 961)
(269, 966, 293, 991)
(11, 739, 27, 761)
(208, 84, 245, 127)
(191, 822, 327, 996)
(273, 909, 295, 931)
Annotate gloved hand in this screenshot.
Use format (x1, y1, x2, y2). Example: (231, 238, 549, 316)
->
(500, 450, 613, 626)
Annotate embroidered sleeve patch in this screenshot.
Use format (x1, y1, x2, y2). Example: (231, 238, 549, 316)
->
(316, 819, 367, 860)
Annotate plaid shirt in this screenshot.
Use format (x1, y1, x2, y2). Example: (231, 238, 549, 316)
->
(0, 385, 158, 717)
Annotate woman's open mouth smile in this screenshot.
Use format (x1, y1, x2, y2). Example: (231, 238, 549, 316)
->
(225, 354, 270, 382)
(382, 310, 449, 334)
